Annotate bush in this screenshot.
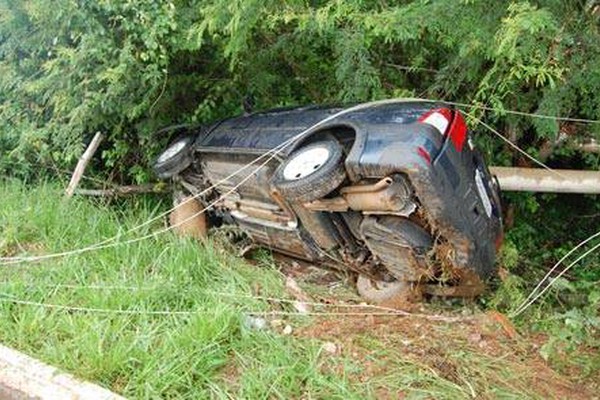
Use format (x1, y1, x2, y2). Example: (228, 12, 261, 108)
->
(1, 0, 599, 181)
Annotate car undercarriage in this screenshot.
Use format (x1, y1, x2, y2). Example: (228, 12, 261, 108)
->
(154, 100, 503, 303)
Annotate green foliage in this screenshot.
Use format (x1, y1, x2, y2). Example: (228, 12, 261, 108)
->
(486, 191, 600, 375)
(1, 2, 599, 392)
(535, 280, 600, 375)
(1, 0, 600, 181)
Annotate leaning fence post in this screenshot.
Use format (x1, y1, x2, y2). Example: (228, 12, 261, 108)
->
(65, 132, 104, 198)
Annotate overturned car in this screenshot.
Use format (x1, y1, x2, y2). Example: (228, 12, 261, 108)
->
(154, 100, 503, 303)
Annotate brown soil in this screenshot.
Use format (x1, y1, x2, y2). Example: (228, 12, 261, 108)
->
(272, 261, 595, 400)
(235, 254, 598, 399)
(293, 311, 593, 400)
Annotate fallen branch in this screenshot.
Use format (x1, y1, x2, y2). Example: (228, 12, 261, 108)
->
(73, 184, 166, 197)
(65, 132, 104, 198)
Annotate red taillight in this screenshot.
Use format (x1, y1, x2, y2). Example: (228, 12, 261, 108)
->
(418, 108, 452, 136)
(448, 111, 467, 152)
(417, 146, 431, 164)
(419, 108, 468, 152)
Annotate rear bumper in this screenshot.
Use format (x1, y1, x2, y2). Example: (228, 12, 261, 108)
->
(344, 120, 502, 279)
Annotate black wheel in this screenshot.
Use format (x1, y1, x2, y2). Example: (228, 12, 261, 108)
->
(153, 135, 195, 179)
(272, 139, 346, 202)
(361, 216, 433, 281)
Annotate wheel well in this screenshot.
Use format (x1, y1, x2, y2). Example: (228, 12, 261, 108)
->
(297, 125, 357, 154)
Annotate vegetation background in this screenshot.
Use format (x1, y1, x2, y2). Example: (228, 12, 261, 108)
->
(0, 0, 598, 397)
(2, 0, 600, 181)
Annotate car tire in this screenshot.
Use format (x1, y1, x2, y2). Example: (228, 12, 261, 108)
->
(272, 139, 346, 203)
(361, 216, 433, 281)
(154, 135, 195, 179)
(356, 275, 422, 304)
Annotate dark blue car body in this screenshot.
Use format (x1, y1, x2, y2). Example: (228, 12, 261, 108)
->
(155, 100, 503, 298)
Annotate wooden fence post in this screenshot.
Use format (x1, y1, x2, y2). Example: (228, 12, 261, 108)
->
(65, 132, 104, 198)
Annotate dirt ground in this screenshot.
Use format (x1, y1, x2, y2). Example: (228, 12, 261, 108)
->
(277, 260, 597, 400)
(295, 314, 592, 399)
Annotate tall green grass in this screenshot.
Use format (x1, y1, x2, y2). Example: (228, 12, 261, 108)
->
(0, 180, 595, 399)
(0, 180, 382, 398)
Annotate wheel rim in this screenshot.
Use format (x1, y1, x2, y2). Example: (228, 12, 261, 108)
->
(283, 147, 331, 181)
(357, 274, 412, 303)
(157, 139, 188, 163)
(372, 279, 400, 291)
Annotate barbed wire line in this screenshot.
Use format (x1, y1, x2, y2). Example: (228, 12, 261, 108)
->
(0, 283, 161, 291)
(0, 292, 194, 316)
(2, 95, 362, 263)
(3, 104, 354, 263)
(0, 295, 405, 317)
(380, 67, 600, 124)
(0, 101, 369, 264)
(0, 290, 466, 321)
(0, 98, 451, 265)
(468, 113, 565, 178)
(0, 144, 285, 263)
(511, 230, 600, 317)
(510, 238, 600, 318)
(0, 282, 469, 321)
(443, 100, 600, 125)
(0, 151, 280, 266)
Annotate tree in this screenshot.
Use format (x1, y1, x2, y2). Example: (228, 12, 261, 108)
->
(1, 0, 599, 182)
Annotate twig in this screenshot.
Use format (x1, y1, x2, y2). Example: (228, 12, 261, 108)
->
(73, 184, 166, 197)
(284, 276, 313, 314)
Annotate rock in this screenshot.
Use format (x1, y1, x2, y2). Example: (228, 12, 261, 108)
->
(270, 319, 285, 328)
(321, 342, 338, 354)
(242, 315, 268, 331)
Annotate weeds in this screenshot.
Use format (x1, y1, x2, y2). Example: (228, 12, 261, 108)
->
(487, 191, 600, 383)
(0, 180, 597, 398)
